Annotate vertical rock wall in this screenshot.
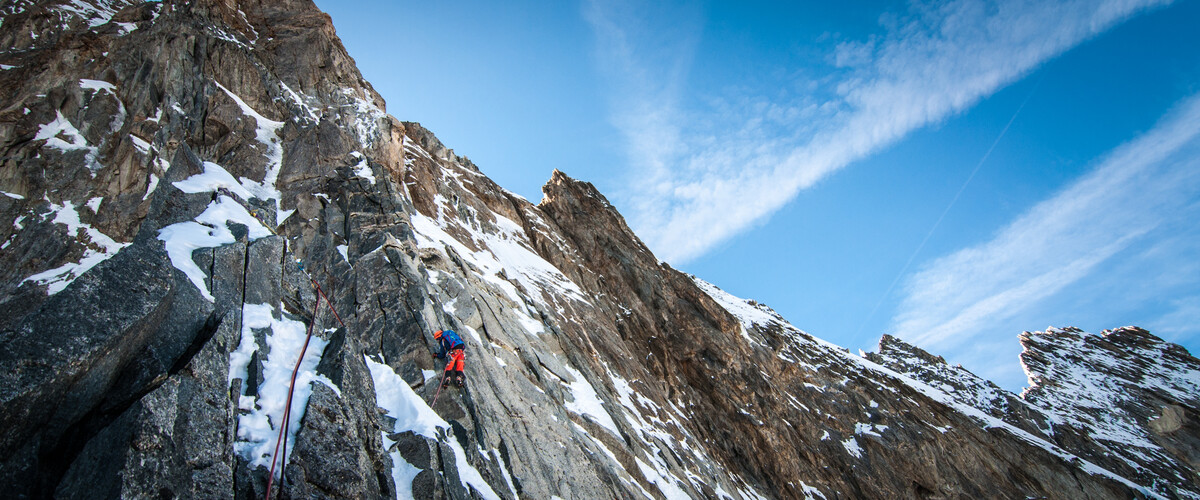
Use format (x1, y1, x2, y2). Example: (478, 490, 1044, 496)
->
(0, 1, 1196, 499)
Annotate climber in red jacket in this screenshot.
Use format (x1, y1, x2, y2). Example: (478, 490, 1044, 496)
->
(432, 329, 466, 387)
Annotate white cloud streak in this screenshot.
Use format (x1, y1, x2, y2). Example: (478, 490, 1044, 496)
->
(586, 0, 1173, 263)
(890, 92, 1200, 353)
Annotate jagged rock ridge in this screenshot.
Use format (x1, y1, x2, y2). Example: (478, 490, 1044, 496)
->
(1, 1, 1198, 499)
(869, 329, 1200, 498)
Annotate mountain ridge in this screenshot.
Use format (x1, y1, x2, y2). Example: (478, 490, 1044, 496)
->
(0, 1, 1197, 499)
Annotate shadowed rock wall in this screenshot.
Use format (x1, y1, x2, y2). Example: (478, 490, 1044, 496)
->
(1, 1, 1196, 499)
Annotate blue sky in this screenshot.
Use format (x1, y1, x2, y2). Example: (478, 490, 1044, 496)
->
(315, 0, 1200, 391)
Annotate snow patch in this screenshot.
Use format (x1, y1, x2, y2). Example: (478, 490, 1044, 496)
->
(54, 0, 124, 28)
(129, 134, 152, 155)
(230, 303, 335, 473)
(143, 174, 160, 201)
(280, 81, 319, 122)
(156, 195, 272, 301)
(213, 81, 285, 209)
(35, 111, 102, 176)
(366, 358, 502, 500)
(22, 200, 129, 294)
(79, 79, 116, 93)
(855, 422, 886, 437)
(560, 363, 621, 437)
(842, 437, 863, 458)
(172, 161, 254, 199)
(408, 208, 588, 313)
(342, 88, 385, 146)
(635, 458, 691, 500)
(145, 107, 164, 124)
(350, 151, 376, 184)
(800, 481, 828, 500)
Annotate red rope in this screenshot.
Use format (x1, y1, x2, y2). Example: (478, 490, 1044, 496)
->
(264, 292, 321, 500)
(430, 371, 448, 407)
(306, 273, 346, 329)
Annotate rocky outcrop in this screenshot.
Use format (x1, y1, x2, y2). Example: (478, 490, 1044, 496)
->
(869, 327, 1200, 498)
(1021, 326, 1200, 495)
(1, 1, 1197, 499)
(865, 334, 1055, 439)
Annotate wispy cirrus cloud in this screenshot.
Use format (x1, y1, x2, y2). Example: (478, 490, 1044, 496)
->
(584, 0, 1174, 263)
(888, 92, 1200, 387)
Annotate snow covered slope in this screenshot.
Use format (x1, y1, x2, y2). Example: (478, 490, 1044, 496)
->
(0, 1, 1196, 499)
(1022, 326, 1200, 494)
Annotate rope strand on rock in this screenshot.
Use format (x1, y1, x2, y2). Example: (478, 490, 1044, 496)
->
(430, 370, 449, 407)
(244, 200, 356, 500)
(264, 289, 322, 500)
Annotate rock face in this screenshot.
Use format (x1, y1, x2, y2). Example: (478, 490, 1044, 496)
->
(864, 334, 1056, 441)
(0, 1, 1197, 499)
(1021, 327, 1200, 494)
(870, 328, 1200, 499)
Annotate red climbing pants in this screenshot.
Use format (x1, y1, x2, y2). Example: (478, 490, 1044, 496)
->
(444, 349, 464, 373)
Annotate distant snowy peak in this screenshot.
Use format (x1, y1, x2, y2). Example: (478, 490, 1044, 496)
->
(1020, 326, 1200, 491)
(1022, 327, 1200, 419)
(862, 327, 1200, 496)
(1021, 326, 1200, 411)
(864, 334, 1055, 439)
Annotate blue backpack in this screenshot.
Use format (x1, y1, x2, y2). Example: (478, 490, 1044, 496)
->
(441, 329, 464, 349)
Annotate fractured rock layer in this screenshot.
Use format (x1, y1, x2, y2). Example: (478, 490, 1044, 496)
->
(1, 1, 1197, 499)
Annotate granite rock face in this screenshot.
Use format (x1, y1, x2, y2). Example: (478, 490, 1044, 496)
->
(1, 1, 1198, 499)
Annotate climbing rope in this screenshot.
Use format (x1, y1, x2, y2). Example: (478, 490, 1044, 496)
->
(300, 259, 348, 329)
(430, 370, 449, 407)
(261, 259, 350, 500)
(264, 289, 321, 500)
(244, 200, 350, 499)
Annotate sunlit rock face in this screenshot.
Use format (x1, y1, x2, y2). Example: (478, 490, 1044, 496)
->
(1, 1, 1197, 499)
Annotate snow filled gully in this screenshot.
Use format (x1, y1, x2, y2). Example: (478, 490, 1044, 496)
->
(366, 357, 505, 500)
(229, 303, 338, 474)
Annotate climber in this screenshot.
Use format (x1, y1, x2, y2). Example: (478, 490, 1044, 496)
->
(432, 329, 466, 388)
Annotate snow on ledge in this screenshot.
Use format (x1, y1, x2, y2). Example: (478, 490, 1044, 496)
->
(22, 200, 129, 295)
(366, 357, 501, 500)
(213, 80, 285, 208)
(35, 111, 102, 176)
(560, 363, 621, 437)
(691, 276, 781, 330)
(172, 161, 254, 199)
(350, 151, 376, 184)
(157, 195, 271, 301)
(79, 79, 116, 93)
(230, 303, 336, 472)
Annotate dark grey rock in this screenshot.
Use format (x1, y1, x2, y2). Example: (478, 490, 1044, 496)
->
(411, 469, 438, 500)
(0, 240, 176, 496)
(392, 431, 432, 470)
(244, 235, 283, 307)
(211, 241, 248, 318)
(283, 382, 380, 499)
(0, 1, 1195, 499)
